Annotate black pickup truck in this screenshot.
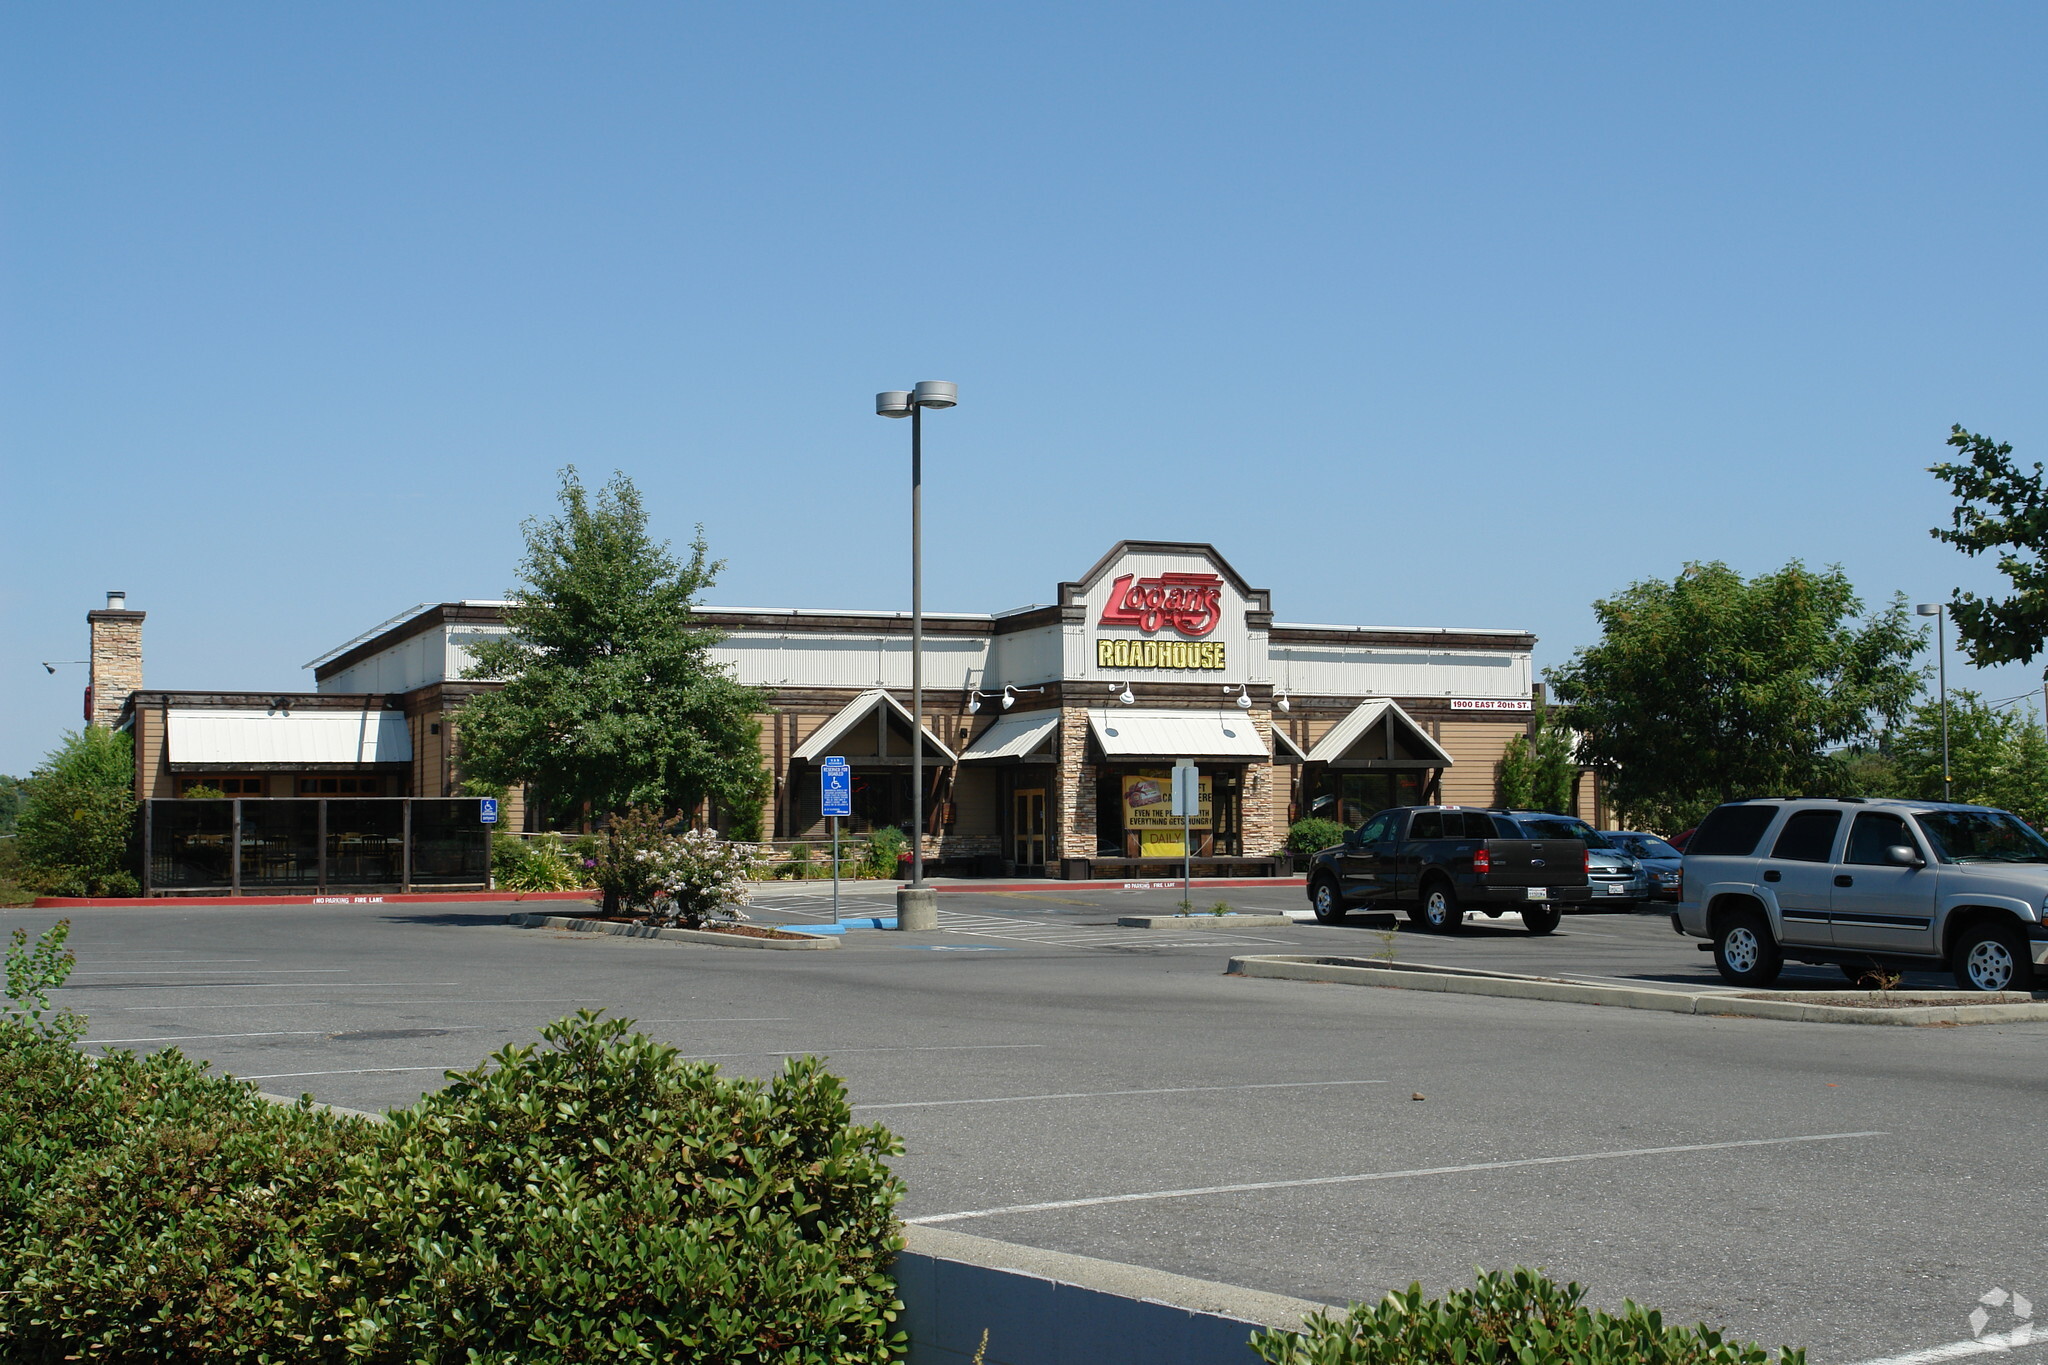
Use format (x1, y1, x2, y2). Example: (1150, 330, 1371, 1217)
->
(1304, 806, 1593, 935)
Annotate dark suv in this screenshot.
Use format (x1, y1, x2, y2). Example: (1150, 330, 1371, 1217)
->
(1304, 806, 1592, 934)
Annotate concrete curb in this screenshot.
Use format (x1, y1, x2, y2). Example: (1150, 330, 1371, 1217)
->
(1115, 914, 1298, 929)
(1225, 955, 2048, 1026)
(507, 912, 838, 950)
(35, 889, 600, 909)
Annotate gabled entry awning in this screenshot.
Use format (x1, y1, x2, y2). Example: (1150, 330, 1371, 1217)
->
(1088, 708, 1269, 761)
(792, 689, 959, 764)
(958, 708, 1060, 761)
(1272, 727, 1310, 764)
(1304, 699, 1453, 769)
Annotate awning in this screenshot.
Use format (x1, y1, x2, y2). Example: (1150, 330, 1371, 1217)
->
(1087, 708, 1270, 761)
(166, 708, 412, 766)
(792, 689, 959, 763)
(1304, 698, 1452, 768)
(958, 708, 1059, 761)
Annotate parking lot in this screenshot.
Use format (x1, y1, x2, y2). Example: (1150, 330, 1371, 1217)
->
(12, 885, 2046, 1365)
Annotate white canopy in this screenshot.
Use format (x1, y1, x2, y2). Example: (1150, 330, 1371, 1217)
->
(958, 708, 1060, 761)
(1087, 708, 1270, 761)
(792, 688, 959, 763)
(166, 708, 412, 765)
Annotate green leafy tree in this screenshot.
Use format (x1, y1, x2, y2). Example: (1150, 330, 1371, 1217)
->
(1929, 425, 2048, 672)
(17, 729, 139, 897)
(1548, 561, 1922, 832)
(1496, 731, 1536, 809)
(457, 469, 771, 824)
(1496, 716, 1580, 814)
(0, 775, 23, 836)
(1883, 689, 2048, 828)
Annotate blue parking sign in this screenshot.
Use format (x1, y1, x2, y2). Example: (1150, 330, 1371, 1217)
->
(821, 757, 852, 819)
(479, 797, 499, 824)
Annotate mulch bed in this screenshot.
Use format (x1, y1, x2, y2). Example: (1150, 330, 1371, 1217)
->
(591, 916, 815, 942)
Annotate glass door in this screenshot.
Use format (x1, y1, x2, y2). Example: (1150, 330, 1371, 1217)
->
(1013, 788, 1046, 868)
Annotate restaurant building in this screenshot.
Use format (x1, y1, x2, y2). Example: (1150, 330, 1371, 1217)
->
(101, 541, 1572, 887)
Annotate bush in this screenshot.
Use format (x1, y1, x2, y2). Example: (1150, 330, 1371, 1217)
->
(1252, 1268, 1804, 1365)
(778, 841, 816, 879)
(493, 834, 590, 892)
(641, 826, 764, 927)
(0, 1012, 908, 1364)
(1286, 818, 1347, 854)
(17, 728, 139, 897)
(861, 825, 907, 878)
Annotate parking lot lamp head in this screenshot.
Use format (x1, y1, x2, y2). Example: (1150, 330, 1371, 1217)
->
(911, 380, 957, 409)
(876, 390, 913, 418)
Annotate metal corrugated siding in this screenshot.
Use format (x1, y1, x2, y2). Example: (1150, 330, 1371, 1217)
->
(165, 709, 413, 764)
(1087, 709, 1270, 760)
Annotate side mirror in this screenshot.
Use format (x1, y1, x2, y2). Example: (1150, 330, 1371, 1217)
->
(1887, 844, 1925, 868)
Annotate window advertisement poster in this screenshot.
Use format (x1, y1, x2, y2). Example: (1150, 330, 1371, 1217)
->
(1123, 770, 1211, 856)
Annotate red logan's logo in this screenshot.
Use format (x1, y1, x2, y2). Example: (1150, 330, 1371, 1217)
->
(1097, 572, 1225, 637)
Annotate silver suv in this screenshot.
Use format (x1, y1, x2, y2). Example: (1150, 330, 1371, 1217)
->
(1674, 797, 2048, 992)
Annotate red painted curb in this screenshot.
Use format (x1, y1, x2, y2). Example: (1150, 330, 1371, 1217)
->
(930, 877, 1306, 894)
(31, 889, 601, 909)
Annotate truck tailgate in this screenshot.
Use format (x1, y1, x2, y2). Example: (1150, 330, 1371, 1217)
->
(1483, 839, 1587, 888)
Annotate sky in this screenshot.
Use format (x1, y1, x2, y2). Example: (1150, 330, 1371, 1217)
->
(4, 3, 2047, 775)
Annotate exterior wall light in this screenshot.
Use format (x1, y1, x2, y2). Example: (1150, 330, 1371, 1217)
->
(1227, 683, 1254, 709)
(1274, 689, 1291, 712)
(1114, 681, 1135, 706)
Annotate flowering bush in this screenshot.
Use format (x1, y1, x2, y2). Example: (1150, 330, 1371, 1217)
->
(594, 808, 765, 928)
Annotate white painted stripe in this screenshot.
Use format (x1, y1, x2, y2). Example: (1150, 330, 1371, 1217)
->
(68, 968, 348, 976)
(61, 982, 464, 991)
(906, 1131, 1887, 1225)
(670, 1044, 1048, 1060)
(856, 1079, 1388, 1110)
(109, 997, 601, 1010)
(1848, 1324, 2039, 1365)
(76, 958, 261, 964)
(91, 1029, 375, 1044)
(235, 1066, 454, 1080)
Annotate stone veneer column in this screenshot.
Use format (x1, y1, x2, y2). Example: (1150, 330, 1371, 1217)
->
(1241, 706, 1280, 855)
(87, 597, 146, 729)
(1054, 707, 1096, 871)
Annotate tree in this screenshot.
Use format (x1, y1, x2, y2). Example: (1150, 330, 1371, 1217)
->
(0, 775, 22, 836)
(1877, 689, 2048, 829)
(1495, 715, 1577, 814)
(17, 729, 139, 897)
(1929, 425, 2048, 671)
(1547, 561, 1922, 832)
(457, 468, 771, 825)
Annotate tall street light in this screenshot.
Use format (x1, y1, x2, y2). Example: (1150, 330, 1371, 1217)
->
(1916, 601, 1951, 801)
(875, 380, 956, 931)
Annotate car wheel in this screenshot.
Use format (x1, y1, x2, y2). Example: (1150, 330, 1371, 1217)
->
(1952, 920, 2034, 993)
(1523, 904, 1561, 935)
(1309, 877, 1349, 925)
(1713, 908, 1783, 987)
(1422, 882, 1463, 934)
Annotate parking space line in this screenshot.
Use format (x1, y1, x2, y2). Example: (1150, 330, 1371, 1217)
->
(906, 1130, 1887, 1225)
(60, 982, 464, 991)
(1848, 1325, 2040, 1365)
(855, 1079, 1388, 1110)
(89, 1028, 414, 1044)
(67, 968, 350, 976)
(234, 1066, 458, 1080)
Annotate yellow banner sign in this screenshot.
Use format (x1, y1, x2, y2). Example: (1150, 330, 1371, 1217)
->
(1097, 638, 1226, 671)
(1122, 772, 1212, 830)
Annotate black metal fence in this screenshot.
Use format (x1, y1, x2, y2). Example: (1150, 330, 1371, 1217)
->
(144, 798, 493, 896)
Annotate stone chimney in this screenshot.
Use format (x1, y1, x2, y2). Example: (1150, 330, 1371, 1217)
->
(87, 590, 145, 728)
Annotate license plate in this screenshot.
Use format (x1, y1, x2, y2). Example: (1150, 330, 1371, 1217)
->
(1524, 887, 1549, 901)
(1606, 884, 1627, 895)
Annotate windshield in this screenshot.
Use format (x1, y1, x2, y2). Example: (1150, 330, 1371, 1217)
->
(1913, 809, 2048, 864)
(1615, 835, 1679, 859)
(1516, 817, 1614, 850)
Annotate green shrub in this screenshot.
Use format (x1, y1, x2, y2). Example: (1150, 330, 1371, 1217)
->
(779, 840, 816, 879)
(17, 728, 139, 897)
(861, 825, 907, 878)
(179, 783, 228, 800)
(1252, 1268, 1804, 1365)
(1285, 817, 1347, 854)
(4, 920, 82, 1042)
(294, 1013, 906, 1363)
(493, 834, 589, 892)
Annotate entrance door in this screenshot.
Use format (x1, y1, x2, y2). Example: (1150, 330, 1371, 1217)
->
(1013, 789, 1047, 869)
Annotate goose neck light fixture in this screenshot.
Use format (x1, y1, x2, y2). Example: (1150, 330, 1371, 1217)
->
(873, 381, 958, 891)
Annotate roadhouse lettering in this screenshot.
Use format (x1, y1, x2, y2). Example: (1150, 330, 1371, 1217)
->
(1096, 638, 1227, 670)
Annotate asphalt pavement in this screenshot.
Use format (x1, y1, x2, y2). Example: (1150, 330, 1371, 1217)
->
(8, 885, 2044, 1365)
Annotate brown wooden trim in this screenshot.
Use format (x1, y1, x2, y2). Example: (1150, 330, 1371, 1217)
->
(1269, 626, 1536, 650)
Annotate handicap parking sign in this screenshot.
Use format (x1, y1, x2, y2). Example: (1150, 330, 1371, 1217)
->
(821, 757, 852, 819)
(479, 797, 499, 824)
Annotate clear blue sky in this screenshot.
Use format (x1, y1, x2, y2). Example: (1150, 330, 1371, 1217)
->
(5, 3, 2046, 775)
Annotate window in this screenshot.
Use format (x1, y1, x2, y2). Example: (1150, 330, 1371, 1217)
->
(1844, 812, 1916, 866)
(1688, 804, 1779, 857)
(1409, 811, 1444, 839)
(1514, 816, 1613, 848)
(1618, 835, 1680, 859)
(1354, 812, 1394, 845)
(1914, 809, 2048, 864)
(1456, 812, 1499, 838)
(1769, 809, 1842, 863)
(177, 776, 266, 797)
(298, 777, 384, 796)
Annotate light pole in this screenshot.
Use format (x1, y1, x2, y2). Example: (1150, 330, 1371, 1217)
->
(875, 381, 956, 930)
(1916, 602, 1951, 801)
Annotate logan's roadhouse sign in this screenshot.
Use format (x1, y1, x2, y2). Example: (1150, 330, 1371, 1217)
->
(1095, 571, 1230, 671)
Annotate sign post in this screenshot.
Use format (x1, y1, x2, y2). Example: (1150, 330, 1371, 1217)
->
(821, 757, 852, 925)
(478, 797, 499, 891)
(1171, 760, 1197, 914)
